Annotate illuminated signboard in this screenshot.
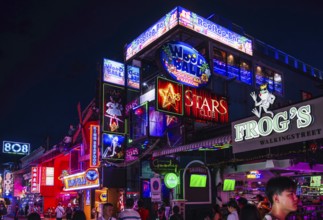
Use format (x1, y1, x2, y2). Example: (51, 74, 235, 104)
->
(232, 95, 323, 153)
(127, 65, 140, 90)
(247, 170, 262, 179)
(125, 7, 252, 61)
(63, 169, 99, 191)
(102, 84, 126, 134)
(3, 170, 13, 196)
(2, 141, 30, 155)
(131, 102, 148, 141)
(41, 167, 54, 186)
(103, 59, 125, 86)
(164, 173, 179, 189)
(178, 7, 253, 56)
(90, 124, 99, 167)
(184, 86, 228, 123)
(156, 77, 183, 116)
(31, 167, 40, 193)
(149, 106, 166, 137)
(125, 147, 139, 162)
(102, 133, 125, 161)
(126, 7, 178, 61)
(161, 41, 210, 88)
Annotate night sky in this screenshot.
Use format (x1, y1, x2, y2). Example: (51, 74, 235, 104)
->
(1, 0, 323, 166)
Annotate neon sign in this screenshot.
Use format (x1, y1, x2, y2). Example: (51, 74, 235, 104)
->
(157, 77, 183, 116)
(161, 41, 210, 88)
(178, 7, 252, 56)
(90, 124, 99, 167)
(103, 59, 125, 86)
(247, 170, 262, 179)
(2, 141, 30, 155)
(31, 167, 40, 193)
(126, 7, 178, 61)
(63, 169, 99, 191)
(232, 96, 323, 154)
(125, 7, 252, 61)
(164, 173, 179, 189)
(184, 86, 228, 123)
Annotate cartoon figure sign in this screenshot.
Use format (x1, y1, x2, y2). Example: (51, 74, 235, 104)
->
(250, 83, 275, 118)
(102, 84, 125, 133)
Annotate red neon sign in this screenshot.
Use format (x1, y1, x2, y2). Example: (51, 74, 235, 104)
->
(184, 86, 228, 123)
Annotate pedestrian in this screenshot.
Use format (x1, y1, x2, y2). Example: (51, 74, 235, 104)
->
(72, 210, 86, 220)
(0, 200, 8, 220)
(27, 212, 41, 220)
(98, 203, 116, 220)
(226, 199, 239, 220)
(212, 204, 222, 220)
(55, 202, 65, 220)
(118, 198, 141, 220)
(14, 204, 19, 220)
(237, 197, 248, 210)
(169, 205, 183, 220)
(239, 204, 261, 220)
(25, 203, 29, 216)
(264, 176, 298, 220)
(65, 203, 73, 220)
(137, 200, 149, 220)
(157, 207, 166, 220)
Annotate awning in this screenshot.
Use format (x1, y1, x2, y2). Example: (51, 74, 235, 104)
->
(152, 134, 232, 157)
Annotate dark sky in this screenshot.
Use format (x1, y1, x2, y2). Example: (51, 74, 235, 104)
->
(1, 0, 323, 165)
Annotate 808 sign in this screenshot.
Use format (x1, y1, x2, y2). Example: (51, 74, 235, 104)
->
(2, 141, 30, 155)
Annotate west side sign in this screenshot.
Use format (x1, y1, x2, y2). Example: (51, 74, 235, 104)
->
(232, 96, 323, 153)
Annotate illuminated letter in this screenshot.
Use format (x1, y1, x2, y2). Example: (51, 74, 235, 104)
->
(245, 120, 259, 140)
(296, 105, 312, 128)
(273, 111, 289, 133)
(234, 123, 246, 142)
(258, 116, 273, 136)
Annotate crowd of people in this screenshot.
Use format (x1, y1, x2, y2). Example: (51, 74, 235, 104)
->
(203, 176, 298, 220)
(0, 176, 299, 220)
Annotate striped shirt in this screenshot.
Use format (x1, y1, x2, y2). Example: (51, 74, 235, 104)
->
(118, 209, 141, 220)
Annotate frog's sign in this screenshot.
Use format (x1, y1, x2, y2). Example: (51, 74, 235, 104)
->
(232, 95, 323, 153)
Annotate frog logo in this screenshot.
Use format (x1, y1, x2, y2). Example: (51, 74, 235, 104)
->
(250, 84, 275, 118)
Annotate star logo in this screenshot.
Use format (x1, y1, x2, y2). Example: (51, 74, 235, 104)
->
(159, 83, 181, 110)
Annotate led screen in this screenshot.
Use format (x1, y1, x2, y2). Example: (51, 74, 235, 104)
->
(310, 176, 321, 187)
(103, 59, 125, 86)
(101, 133, 125, 161)
(223, 179, 236, 191)
(149, 106, 166, 137)
(189, 174, 207, 188)
(127, 65, 140, 90)
(142, 179, 151, 198)
(102, 84, 125, 134)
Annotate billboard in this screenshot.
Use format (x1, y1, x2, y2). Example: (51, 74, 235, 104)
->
(102, 84, 126, 134)
(101, 133, 125, 161)
(232, 96, 323, 153)
(103, 59, 125, 86)
(160, 41, 211, 88)
(127, 65, 140, 90)
(156, 77, 183, 116)
(3, 170, 13, 197)
(126, 7, 178, 61)
(2, 141, 30, 155)
(178, 7, 253, 56)
(63, 169, 99, 191)
(184, 86, 229, 123)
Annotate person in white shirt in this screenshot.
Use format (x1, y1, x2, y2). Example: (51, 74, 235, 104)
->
(98, 203, 116, 220)
(55, 203, 65, 220)
(226, 199, 239, 220)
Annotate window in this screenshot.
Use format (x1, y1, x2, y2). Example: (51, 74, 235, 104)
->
(255, 65, 283, 95)
(212, 47, 252, 85)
